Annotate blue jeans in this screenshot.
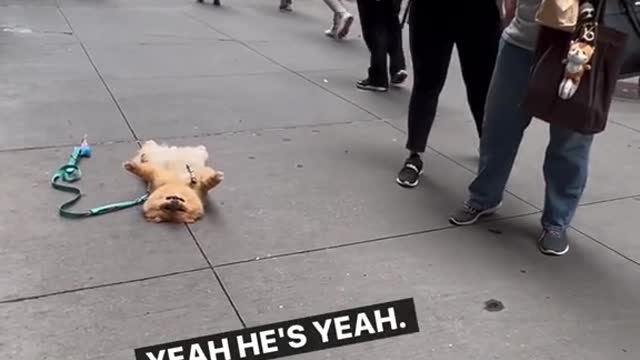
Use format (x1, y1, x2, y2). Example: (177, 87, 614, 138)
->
(468, 39, 594, 232)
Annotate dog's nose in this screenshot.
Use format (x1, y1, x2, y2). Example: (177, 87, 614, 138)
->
(162, 199, 183, 212)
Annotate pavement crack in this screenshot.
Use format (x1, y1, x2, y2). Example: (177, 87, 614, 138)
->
(42, 30, 73, 36)
(53, 1, 139, 142)
(0, 268, 210, 305)
(184, 225, 248, 328)
(182, 11, 382, 121)
(569, 226, 640, 267)
(213, 210, 543, 269)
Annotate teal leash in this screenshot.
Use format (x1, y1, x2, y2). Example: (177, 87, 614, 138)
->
(51, 136, 149, 219)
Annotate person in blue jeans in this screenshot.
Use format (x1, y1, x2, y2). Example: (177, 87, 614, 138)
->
(449, 0, 594, 257)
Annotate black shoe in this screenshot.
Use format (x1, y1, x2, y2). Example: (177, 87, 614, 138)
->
(538, 229, 569, 256)
(356, 78, 388, 92)
(396, 154, 423, 187)
(391, 70, 408, 85)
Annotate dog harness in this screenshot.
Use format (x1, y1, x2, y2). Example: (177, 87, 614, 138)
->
(50, 136, 149, 219)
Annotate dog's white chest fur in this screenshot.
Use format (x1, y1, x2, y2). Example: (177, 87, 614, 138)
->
(136, 140, 209, 183)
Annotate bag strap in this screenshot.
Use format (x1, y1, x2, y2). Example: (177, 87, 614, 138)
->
(400, 0, 412, 29)
(619, 0, 640, 37)
(595, 0, 608, 23)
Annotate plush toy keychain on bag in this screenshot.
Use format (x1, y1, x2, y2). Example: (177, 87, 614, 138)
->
(558, 1, 597, 100)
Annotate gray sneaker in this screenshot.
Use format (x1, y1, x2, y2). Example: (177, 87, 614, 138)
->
(538, 229, 569, 256)
(449, 201, 502, 226)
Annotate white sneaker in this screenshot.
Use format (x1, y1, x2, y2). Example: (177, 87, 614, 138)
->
(324, 12, 342, 39)
(324, 27, 336, 38)
(335, 12, 354, 39)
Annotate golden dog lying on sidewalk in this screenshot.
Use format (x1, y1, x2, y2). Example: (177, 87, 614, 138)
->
(124, 140, 223, 224)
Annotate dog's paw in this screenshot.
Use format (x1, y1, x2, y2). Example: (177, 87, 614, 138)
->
(215, 171, 224, 181)
(145, 216, 164, 223)
(124, 161, 137, 171)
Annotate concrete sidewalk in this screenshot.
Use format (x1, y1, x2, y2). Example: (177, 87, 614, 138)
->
(1, 0, 639, 359)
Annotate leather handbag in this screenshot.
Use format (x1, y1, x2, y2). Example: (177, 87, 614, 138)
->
(522, 0, 629, 134)
(604, 0, 640, 77)
(535, 0, 580, 31)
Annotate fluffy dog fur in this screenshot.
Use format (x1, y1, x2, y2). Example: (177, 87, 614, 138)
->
(124, 140, 223, 224)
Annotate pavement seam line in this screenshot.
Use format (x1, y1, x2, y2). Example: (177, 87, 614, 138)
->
(0, 119, 383, 153)
(54, 2, 140, 142)
(569, 226, 640, 266)
(0, 139, 133, 153)
(143, 118, 381, 141)
(578, 193, 640, 207)
(184, 225, 248, 328)
(181, 11, 384, 121)
(88, 70, 291, 82)
(212, 209, 544, 269)
(0, 267, 210, 305)
(610, 120, 640, 133)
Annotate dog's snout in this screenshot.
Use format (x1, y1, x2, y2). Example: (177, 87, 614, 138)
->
(165, 195, 185, 202)
(162, 199, 185, 212)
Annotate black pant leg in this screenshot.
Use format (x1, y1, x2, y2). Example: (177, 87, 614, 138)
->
(405, 1, 455, 153)
(455, 2, 502, 138)
(357, 0, 388, 85)
(386, 0, 406, 75)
